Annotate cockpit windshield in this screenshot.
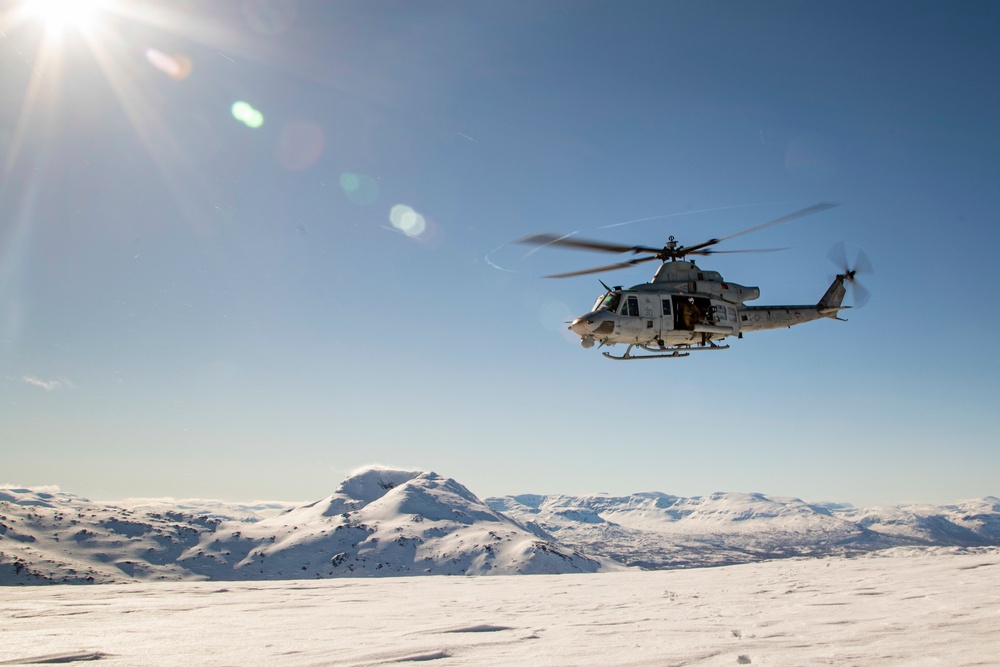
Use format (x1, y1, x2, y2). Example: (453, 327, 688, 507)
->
(592, 291, 621, 312)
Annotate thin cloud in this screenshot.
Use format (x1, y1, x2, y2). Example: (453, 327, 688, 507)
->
(0, 483, 61, 492)
(21, 375, 74, 391)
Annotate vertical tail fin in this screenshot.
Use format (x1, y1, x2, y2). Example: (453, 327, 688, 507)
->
(817, 276, 850, 320)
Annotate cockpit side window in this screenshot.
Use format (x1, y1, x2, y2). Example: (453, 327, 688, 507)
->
(621, 295, 639, 317)
(594, 292, 621, 312)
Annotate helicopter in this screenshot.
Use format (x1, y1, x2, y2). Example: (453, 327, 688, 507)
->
(517, 202, 871, 360)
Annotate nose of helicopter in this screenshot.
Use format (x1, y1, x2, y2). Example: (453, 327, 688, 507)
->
(569, 312, 610, 336)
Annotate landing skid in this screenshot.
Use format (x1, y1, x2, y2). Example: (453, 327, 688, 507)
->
(602, 342, 730, 361)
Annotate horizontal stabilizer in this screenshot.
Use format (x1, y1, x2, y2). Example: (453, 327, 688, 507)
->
(819, 305, 851, 316)
(819, 305, 851, 321)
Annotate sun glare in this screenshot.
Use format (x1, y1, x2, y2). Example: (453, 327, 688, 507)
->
(21, 0, 106, 37)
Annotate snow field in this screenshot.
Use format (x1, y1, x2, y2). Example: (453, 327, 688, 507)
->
(2, 549, 998, 666)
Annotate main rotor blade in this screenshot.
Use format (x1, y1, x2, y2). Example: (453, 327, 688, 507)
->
(544, 256, 660, 278)
(677, 243, 788, 257)
(717, 202, 840, 243)
(676, 237, 721, 255)
(516, 233, 661, 255)
(694, 247, 789, 255)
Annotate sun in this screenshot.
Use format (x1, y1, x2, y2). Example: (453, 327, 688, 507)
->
(20, 0, 107, 38)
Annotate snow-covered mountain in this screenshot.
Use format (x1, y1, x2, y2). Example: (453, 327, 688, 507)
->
(4, 470, 999, 584)
(486, 492, 1000, 568)
(0, 486, 224, 584)
(0, 468, 604, 584)
(174, 468, 604, 580)
(842, 497, 1000, 544)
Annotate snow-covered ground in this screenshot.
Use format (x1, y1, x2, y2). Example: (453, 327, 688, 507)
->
(2, 547, 997, 666)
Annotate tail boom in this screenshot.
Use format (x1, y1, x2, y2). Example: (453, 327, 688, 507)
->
(738, 275, 852, 332)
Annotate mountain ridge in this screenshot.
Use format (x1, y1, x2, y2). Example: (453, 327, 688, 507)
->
(486, 491, 1000, 568)
(3, 469, 998, 584)
(0, 467, 606, 584)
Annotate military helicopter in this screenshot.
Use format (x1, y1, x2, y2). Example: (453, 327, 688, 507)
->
(517, 202, 871, 360)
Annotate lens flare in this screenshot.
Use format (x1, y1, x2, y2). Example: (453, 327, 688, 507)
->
(144, 48, 193, 80)
(389, 204, 426, 237)
(340, 173, 360, 191)
(339, 172, 379, 206)
(231, 101, 264, 128)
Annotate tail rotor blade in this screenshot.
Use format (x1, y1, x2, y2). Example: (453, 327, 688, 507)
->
(852, 246, 874, 276)
(851, 280, 871, 308)
(829, 242, 874, 308)
(827, 241, 849, 271)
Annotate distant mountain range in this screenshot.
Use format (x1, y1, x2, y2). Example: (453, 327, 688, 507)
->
(2, 467, 998, 584)
(487, 491, 1000, 568)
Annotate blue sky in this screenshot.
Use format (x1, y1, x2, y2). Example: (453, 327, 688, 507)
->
(2, 0, 998, 506)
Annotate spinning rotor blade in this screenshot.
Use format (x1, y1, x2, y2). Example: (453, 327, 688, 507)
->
(516, 232, 661, 255)
(717, 202, 840, 243)
(828, 241, 873, 308)
(827, 239, 849, 269)
(674, 202, 836, 258)
(519, 202, 838, 278)
(544, 256, 660, 278)
(690, 247, 789, 256)
(850, 280, 872, 308)
(828, 241, 874, 276)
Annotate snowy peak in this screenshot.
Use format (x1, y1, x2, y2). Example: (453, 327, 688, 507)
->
(295, 467, 424, 518)
(279, 469, 506, 526)
(363, 472, 502, 525)
(201, 469, 604, 579)
(332, 467, 424, 507)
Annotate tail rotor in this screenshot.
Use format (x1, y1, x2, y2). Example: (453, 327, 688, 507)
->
(828, 241, 873, 308)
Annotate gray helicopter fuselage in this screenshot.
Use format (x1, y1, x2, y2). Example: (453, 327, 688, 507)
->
(568, 260, 849, 352)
